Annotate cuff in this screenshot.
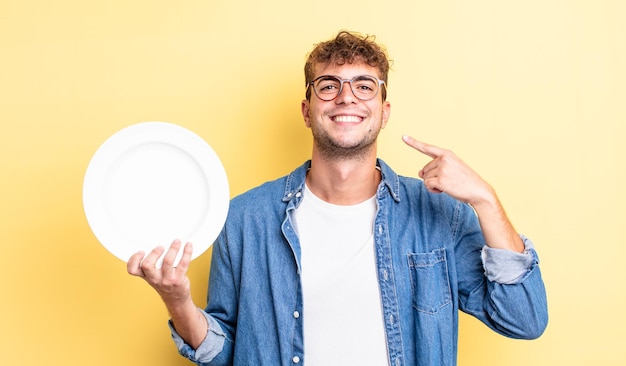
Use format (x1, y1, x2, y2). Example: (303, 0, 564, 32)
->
(481, 235, 539, 284)
(169, 309, 226, 363)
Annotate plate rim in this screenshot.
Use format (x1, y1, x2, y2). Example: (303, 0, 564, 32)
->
(83, 121, 229, 264)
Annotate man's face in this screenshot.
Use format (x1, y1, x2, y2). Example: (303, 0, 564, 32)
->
(301, 62, 391, 160)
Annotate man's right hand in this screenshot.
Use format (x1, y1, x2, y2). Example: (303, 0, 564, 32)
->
(127, 240, 209, 349)
(127, 239, 193, 308)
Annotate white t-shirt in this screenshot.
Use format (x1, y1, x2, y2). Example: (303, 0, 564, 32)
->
(294, 184, 389, 365)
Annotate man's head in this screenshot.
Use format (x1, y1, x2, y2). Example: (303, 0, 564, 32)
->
(301, 31, 392, 161)
(304, 31, 391, 101)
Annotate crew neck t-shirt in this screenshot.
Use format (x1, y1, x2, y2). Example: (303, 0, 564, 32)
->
(294, 184, 389, 365)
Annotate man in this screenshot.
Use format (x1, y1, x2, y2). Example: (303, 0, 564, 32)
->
(128, 31, 548, 366)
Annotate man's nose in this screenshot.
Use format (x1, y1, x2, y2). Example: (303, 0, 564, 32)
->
(335, 82, 358, 103)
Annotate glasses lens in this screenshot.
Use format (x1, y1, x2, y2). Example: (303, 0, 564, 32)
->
(313, 76, 342, 101)
(350, 76, 379, 100)
(312, 75, 381, 101)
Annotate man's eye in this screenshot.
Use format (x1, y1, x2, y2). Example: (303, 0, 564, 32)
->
(318, 83, 339, 91)
(355, 84, 374, 91)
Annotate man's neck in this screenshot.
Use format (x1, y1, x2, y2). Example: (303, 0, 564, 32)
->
(306, 151, 381, 205)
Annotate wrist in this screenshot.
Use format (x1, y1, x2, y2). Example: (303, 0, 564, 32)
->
(468, 185, 499, 213)
(166, 295, 196, 319)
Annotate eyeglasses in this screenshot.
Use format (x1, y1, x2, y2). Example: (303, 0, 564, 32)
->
(308, 75, 386, 101)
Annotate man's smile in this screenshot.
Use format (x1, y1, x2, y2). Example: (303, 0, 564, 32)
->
(330, 115, 364, 123)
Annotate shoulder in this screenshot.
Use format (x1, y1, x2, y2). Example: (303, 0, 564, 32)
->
(230, 175, 287, 211)
(229, 160, 310, 211)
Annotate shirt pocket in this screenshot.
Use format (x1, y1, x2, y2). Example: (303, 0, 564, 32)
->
(407, 248, 452, 314)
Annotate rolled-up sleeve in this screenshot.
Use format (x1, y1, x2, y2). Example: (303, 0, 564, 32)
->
(168, 309, 226, 364)
(481, 235, 538, 284)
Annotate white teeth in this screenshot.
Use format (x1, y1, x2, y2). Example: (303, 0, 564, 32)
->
(333, 115, 362, 123)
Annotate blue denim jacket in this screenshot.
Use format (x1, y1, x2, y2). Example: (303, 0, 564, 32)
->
(171, 159, 548, 366)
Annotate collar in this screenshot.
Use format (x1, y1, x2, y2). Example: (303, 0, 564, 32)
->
(282, 158, 401, 203)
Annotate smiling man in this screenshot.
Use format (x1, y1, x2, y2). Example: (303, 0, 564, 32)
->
(128, 31, 548, 366)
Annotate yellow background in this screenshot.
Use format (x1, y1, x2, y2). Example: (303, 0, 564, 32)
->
(1, 1, 624, 365)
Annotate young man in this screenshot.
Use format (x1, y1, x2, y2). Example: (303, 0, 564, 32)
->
(128, 31, 548, 366)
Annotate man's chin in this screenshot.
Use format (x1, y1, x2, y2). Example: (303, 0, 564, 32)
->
(315, 140, 376, 160)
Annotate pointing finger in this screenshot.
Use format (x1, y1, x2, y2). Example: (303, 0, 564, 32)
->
(402, 135, 444, 158)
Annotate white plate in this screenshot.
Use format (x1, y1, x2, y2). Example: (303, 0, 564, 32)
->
(83, 122, 229, 267)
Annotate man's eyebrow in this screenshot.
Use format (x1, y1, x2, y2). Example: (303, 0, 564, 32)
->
(314, 75, 339, 80)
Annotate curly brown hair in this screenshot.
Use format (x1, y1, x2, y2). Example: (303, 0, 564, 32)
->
(304, 31, 391, 101)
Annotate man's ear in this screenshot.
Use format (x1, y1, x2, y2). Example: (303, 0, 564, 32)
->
(381, 100, 391, 129)
(301, 99, 311, 128)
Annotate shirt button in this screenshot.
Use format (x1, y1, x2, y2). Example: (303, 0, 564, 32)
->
(382, 269, 388, 280)
(293, 311, 300, 319)
(293, 356, 301, 363)
(295, 191, 302, 198)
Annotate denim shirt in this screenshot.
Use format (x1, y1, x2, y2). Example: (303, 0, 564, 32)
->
(171, 159, 548, 366)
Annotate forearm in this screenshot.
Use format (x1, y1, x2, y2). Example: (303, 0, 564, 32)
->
(167, 298, 209, 350)
(453, 188, 548, 339)
(470, 188, 524, 253)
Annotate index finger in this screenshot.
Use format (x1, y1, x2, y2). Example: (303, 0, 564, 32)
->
(402, 135, 444, 158)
